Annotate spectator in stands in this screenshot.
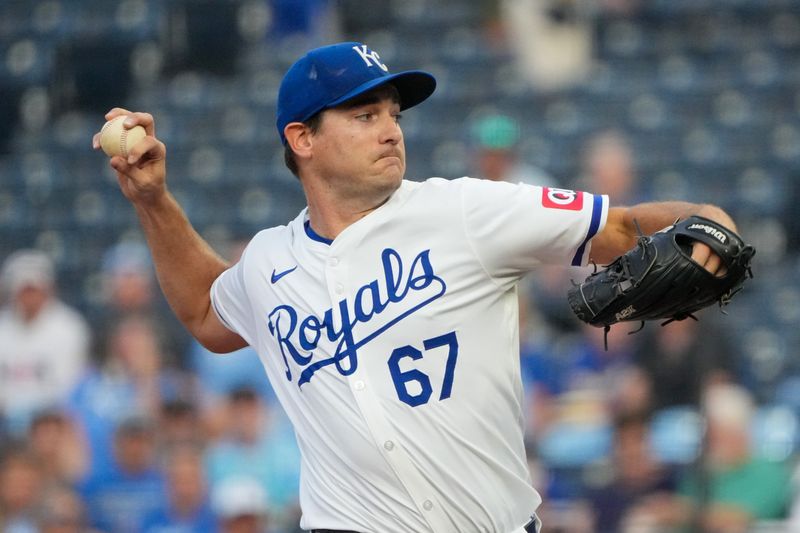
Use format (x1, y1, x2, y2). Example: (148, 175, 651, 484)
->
(633, 317, 738, 411)
(578, 129, 641, 206)
(157, 399, 204, 454)
(557, 323, 646, 417)
(101, 241, 155, 315)
(69, 314, 194, 475)
(27, 409, 88, 488)
(141, 444, 216, 533)
(0, 448, 44, 533)
(212, 476, 272, 533)
(0, 250, 90, 434)
(79, 416, 166, 533)
(583, 411, 678, 532)
(468, 112, 554, 186)
(500, 0, 592, 91)
(37, 485, 97, 533)
(205, 387, 301, 528)
(669, 384, 791, 532)
(93, 240, 188, 364)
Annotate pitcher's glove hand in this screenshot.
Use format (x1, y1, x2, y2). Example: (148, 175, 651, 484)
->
(567, 216, 755, 337)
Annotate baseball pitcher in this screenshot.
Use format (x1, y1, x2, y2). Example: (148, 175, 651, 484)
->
(93, 42, 745, 533)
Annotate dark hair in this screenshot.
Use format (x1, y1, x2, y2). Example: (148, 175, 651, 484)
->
(228, 385, 259, 402)
(284, 112, 323, 178)
(283, 84, 401, 178)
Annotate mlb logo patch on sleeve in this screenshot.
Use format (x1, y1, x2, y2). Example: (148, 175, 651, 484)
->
(541, 187, 584, 211)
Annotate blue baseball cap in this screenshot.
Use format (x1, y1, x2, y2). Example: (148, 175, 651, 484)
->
(276, 42, 436, 145)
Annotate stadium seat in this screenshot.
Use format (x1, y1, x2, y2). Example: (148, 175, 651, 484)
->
(537, 422, 612, 468)
(751, 405, 799, 461)
(649, 406, 704, 464)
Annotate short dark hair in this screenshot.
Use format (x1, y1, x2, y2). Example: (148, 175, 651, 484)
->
(283, 112, 323, 178)
(282, 84, 401, 178)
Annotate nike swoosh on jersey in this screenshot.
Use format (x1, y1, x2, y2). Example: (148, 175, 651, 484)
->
(271, 266, 298, 284)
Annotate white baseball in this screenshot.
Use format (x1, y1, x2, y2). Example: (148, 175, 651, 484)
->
(99, 115, 147, 158)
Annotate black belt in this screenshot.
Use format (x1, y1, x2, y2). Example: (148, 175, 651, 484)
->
(312, 515, 540, 533)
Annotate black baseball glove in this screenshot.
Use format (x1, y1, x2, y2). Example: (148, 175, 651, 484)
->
(567, 216, 755, 342)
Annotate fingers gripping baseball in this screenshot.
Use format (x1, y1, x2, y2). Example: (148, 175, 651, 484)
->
(111, 137, 167, 202)
(93, 108, 167, 204)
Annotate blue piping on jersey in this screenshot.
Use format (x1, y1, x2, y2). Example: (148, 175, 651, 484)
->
(571, 194, 604, 266)
(304, 220, 334, 245)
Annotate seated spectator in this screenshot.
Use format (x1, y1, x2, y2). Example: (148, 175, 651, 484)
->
(500, 0, 592, 91)
(205, 387, 301, 527)
(142, 444, 216, 533)
(0, 250, 90, 434)
(577, 130, 642, 206)
(91, 241, 188, 365)
(558, 324, 647, 417)
(79, 417, 166, 533)
(38, 485, 98, 533)
(211, 476, 272, 533)
(633, 317, 739, 411)
(69, 314, 195, 475)
(157, 399, 205, 454)
(583, 411, 678, 532)
(100, 241, 155, 315)
(670, 384, 791, 532)
(468, 113, 554, 185)
(27, 409, 88, 487)
(0, 448, 44, 533)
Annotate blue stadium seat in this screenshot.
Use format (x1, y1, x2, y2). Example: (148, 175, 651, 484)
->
(537, 422, 612, 468)
(649, 406, 703, 464)
(751, 405, 798, 461)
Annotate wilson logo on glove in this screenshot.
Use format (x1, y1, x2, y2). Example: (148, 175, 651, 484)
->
(687, 223, 727, 243)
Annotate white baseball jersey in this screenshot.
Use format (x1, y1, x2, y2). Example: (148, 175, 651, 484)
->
(0, 299, 90, 427)
(211, 177, 608, 533)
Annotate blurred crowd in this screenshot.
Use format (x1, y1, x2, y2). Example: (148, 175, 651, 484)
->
(0, 243, 302, 533)
(1, 0, 799, 532)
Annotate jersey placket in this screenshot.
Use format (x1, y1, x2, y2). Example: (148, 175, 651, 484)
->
(324, 243, 453, 533)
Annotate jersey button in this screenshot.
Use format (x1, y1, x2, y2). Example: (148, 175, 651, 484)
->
(423, 500, 434, 511)
(335, 283, 344, 294)
(329, 257, 339, 267)
(354, 380, 365, 391)
(383, 440, 394, 451)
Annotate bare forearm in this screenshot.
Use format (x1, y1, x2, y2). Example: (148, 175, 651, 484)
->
(134, 191, 228, 331)
(94, 108, 246, 352)
(624, 201, 735, 236)
(592, 201, 736, 263)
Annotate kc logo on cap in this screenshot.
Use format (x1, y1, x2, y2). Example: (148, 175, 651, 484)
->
(276, 42, 436, 145)
(352, 44, 388, 71)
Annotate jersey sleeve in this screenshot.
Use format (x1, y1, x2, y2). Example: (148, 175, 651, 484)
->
(210, 247, 257, 347)
(460, 178, 608, 279)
